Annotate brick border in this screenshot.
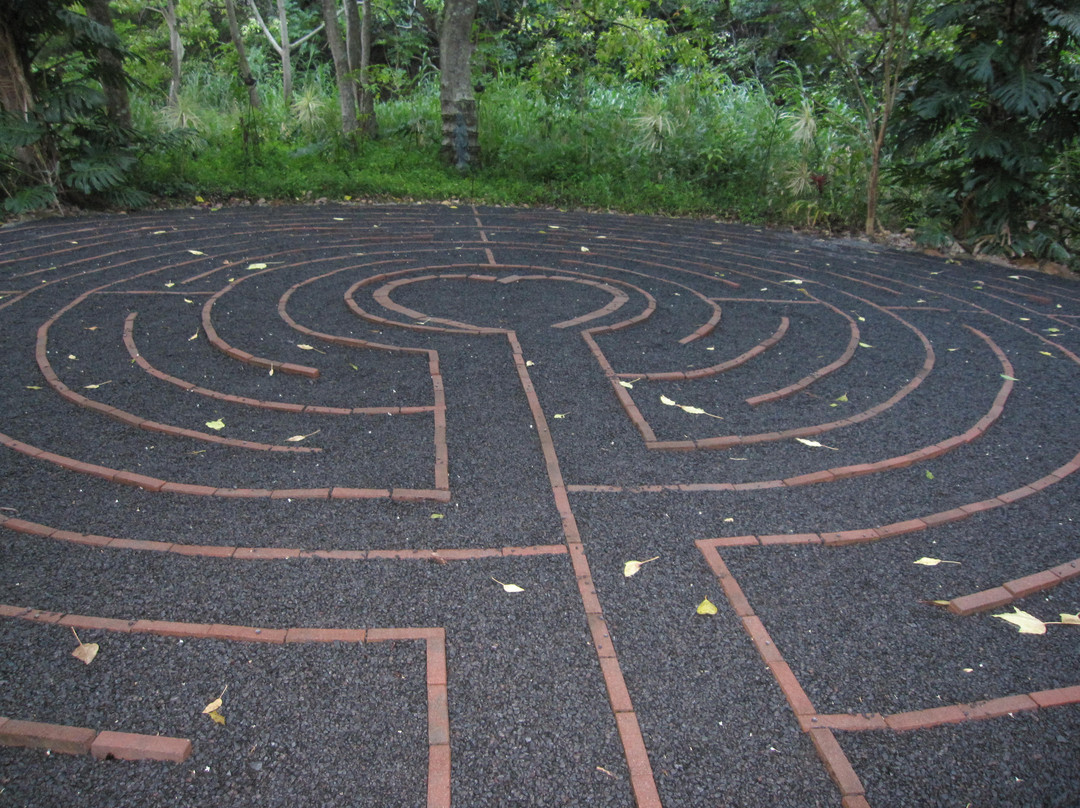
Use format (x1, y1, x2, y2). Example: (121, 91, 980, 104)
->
(694, 539, 1080, 806)
(0, 605, 449, 806)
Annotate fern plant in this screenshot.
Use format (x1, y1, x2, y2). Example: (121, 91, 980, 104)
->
(894, 0, 1080, 260)
(0, 1, 149, 215)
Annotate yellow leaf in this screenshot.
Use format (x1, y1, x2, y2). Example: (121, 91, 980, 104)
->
(205, 419, 225, 430)
(247, 262, 267, 270)
(1060, 613, 1080, 625)
(70, 628, 98, 665)
(580, 246, 590, 252)
(1039, 351, 1054, 358)
(696, 598, 718, 615)
(285, 430, 320, 442)
(194, 195, 204, 203)
(68, 354, 77, 360)
(660, 395, 677, 406)
(795, 437, 838, 450)
(430, 513, 444, 520)
(85, 326, 99, 331)
(491, 577, 524, 593)
(780, 279, 803, 284)
(835, 394, 848, 402)
(526, 360, 535, 367)
(187, 250, 205, 256)
(189, 330, 199, 341)
(618, 380, 634, 388)
(202, 685, 228, 714)
(208, 709, 226, 726)
(992, 607, 1046, 635)
(25, 385, 42, 390)
(914, 557, 960, 566)
(83, 381, 111, 389)
(164, 281, 175, 288)
(183, 298, 193, 304)
(859, 342, 873, 348)
(623, 557, 659, 577)
(554, 413, 567, 419)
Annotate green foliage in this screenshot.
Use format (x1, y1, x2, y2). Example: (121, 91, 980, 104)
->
(895, 0, 1080, 259)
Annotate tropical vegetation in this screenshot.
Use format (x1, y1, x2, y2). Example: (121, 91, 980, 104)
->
(0, 0, 1078, 265)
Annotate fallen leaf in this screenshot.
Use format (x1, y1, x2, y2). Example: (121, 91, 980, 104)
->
(992, 607, 1046, 635)
(834, 394, 848, 402)
(25, 385, 42, 390)
(284, 430, 320, 442)
(247, 262, 267, 270)
(858, 342, 873, 348)
(85, 326, 99, 331)
(660, 395, 723, 419)
(491, 577, 524, 593)
(68, 354, 77, 360)
(696, 598, 718, 615)
(430, 513, 444, 519)
(623, 556, 659, 577)
(183, 298, 194, 304)
(919, 599, 951, 607)
(187, 249, 205, 256)
(207, 710, 226, 725)
(554, 413, 567, 419)
(925, 470, 935, 480)
(202, 685, 228, 714)
(164, 281, 175, 288)
(795, 438, 838, 450)
(723, 517, 734, 522)
(189, 330, 199, 341)
(83, 380, 112, 389)
(296, 343, 326, 353)
(1059, 613, 1080, 625)
(913, 557, 960, 566)
(781, 279, 803, 284)
(70, 628, 99, 665)
(1039, 351, 1054, 357)
(619, 380, 634, 388)
(205, 418, 225, 430)
(580, 246, 589, 252)
(660, 395, 677, 406)
(1001, 374, 1018, 381)
(526, 360, 535, 367)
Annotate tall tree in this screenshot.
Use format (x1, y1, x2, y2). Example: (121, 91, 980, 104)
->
(345, 0, 376, 137)
(247, 0, 324, 104)
(84, 0, 131, 128)
(150, 0, 184, 107)
(321, 0, 356, 133)
(224, 0, 260, 107)
(799, 0, 924, 235)
(439, 0, 478, 169)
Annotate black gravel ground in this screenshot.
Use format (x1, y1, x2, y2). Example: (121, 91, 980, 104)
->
(1, 203, 1078, 807)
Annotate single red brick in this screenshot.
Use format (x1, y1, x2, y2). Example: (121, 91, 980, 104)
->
(598, 655, 633, 713)
(812, 712, 887, 731)
(427, 744, 451, 808)
(587, 614, 616, 658)
(742, 616, 782, 664)
(874, 519, 928, 538)
(501, 544, 567, 556)
(91, 731, 191, 763)
(59, 614, 133, 633)
(169, 544, 236, 558)
(948, 587, 1013, 616)
(769, 659, 816, 717)
(809, 728, 865, 797)
(961, 694, 1037, 720)
(783, 470, 836, 486)
(1050, 559, 1080, 581)
(884, 705, 965, 731)
(761, 533, 821, 546)
(330, 487, 390, 499)
(998, 486, 1037, 504)
(1004, 570, 1062, 598)
(109, 538, 172, 552)
(207, 624, 286, 643)
(232, 547, 302, 559)
(1030, 685, 1080, 708)
(0, 719, 96, 755)
(921, 508, 969, 527)
(820, 529, 880, 546)
(131, 619, 210, 639)
(427, 684, 449, 745)
(614, 712, 660, 799)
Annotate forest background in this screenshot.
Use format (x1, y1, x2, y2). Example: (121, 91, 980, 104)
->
(1, 0, 1078, 266)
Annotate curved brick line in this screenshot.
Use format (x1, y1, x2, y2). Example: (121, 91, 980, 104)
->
(745, 302, 861, 406)
(691, 447, 1080, 551)
(565, 258, 721, 341)
(0, 434, 405, 500)
(616, 316, 789, 382)
(347, 265, 657, 337)
(33, 314, 316, 453)
(572, 324, 1013, 491)
(0, 716, 192, 763)
(123, 313, 415, 417)
(279, 274, 448, 494)
(0, 514, 564, 558)
(0, 605, 450, 807)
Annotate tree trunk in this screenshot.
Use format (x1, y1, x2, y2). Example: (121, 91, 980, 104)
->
(225, 0, 260, 108)
(322, 0, 357, 134)
(346, 0, 376, 137)
(438, 0, 478, 169)
(84, 0, 131, 129)
(163, 0, 183, 107)
(0, 19, 49, 180)
(276, 0, 292, 104)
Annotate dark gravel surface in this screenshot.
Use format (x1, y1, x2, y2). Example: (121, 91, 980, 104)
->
(1, 203, 1078, 807)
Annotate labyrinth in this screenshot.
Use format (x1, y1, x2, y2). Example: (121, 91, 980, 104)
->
(0, 203, 1078, 807)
